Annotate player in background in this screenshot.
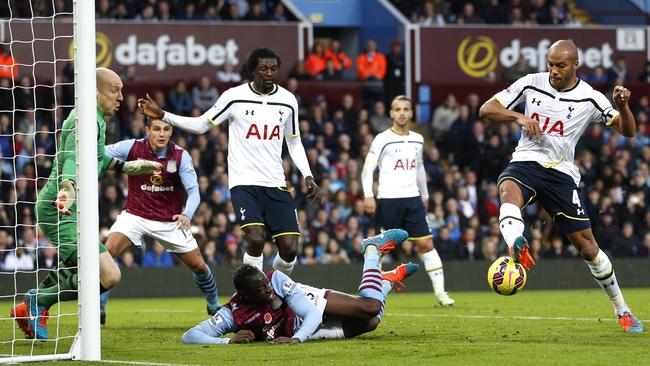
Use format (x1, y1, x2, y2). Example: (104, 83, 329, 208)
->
(479, 40, 643, 332)
(138, 48, 320, 275)
(361, 96, 454, 307)
(180, 229, 418, 344)
(11, 68, 161, 340)
(99, 118, 220, 325)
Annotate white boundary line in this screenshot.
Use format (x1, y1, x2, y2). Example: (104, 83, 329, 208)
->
(390, 313, 650, 322)
(100, 360, 202, 366)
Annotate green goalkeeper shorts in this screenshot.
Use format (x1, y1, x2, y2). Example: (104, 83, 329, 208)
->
(36, 200, 107, 265)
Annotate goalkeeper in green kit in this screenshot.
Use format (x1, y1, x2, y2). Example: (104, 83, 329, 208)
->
(10, 68, 161, 340)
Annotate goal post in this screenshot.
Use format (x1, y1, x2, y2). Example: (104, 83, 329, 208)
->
(74, 0, 100, 360)
(0, 0, 99, 363)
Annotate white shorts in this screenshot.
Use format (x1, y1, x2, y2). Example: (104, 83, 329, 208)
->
(109, 211, 198, 254)
(297, 284, 344, 340)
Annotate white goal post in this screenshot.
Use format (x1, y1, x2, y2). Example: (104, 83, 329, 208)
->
(0, 0, 99, 363)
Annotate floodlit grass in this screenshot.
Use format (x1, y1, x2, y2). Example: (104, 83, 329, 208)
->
(1, 289, 648, 365)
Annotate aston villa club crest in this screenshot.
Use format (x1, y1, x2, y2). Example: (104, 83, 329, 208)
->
(167, 160, 177, 173)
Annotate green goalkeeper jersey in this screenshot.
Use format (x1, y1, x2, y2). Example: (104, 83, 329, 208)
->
(38, 107, 113, 217)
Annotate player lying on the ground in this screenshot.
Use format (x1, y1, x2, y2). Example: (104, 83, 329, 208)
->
(181, 229, 418, 344)
(99, 117, 221, 325)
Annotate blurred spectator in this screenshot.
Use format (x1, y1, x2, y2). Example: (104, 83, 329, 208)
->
(357, 40, 386, 107)
(270, 3, 288, 22)
(418, 0, 445, 25)
(157, 1, 173, 21)
(167, 80, 193, 115)
(216, 61, 242, 83)
(288, 60, 311, 81)
(483, 0, 508, 24)
(324, 40, 353, 75)
(192, 76, 220, 112)
(612, 222, 640, 258)
(607, 56, 630, 84)
(369, 101, 392, 134)
(3, 245, 34, 271)
(588, 66, 609, 84)
(142, 241, 174, 267)
(431, 93, 459, 140)
(305, 43, 327, 79)
(384, 40, 405, 105)
(637, 61, 650, 83)
(456, 2, 483, 24)
(244, 1, 266, 21)
(503, 57, 536, 83)
(0, 44, 18, 80)
(37, 244, 57, 269)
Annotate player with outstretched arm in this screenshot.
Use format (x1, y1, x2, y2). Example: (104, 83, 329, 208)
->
(138, 48, 320, 276)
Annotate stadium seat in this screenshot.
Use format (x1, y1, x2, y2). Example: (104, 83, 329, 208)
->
(418, 84, 431, 104)
(416, 103, 431, 124)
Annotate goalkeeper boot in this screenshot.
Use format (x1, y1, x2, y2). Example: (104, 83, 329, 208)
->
(618, 311, 645, 333)
(381, 262, 420, 292)
(26, 289, 49, 340)
(436, 292, 456, 307)
(511, 236, 535, 270)
(360, 229, 408, 255)
(10, 302, 34, 339)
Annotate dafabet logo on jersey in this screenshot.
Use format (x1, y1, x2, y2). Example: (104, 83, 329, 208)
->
(457, 36, 498, 79)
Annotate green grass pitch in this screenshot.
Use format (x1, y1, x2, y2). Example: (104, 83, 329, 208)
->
(1, 289, 648, 365)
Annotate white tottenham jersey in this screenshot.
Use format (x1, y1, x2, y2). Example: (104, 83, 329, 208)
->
(495, 72, 619, 185)
(203, 83, 300, 188)
(364, 129, 424, 199)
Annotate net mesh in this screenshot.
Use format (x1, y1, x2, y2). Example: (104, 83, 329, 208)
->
(0, 0, 80, 362)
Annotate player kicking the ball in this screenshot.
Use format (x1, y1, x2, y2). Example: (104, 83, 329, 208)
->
(138, 48, 320, 275)
(181, 229, 418, 344)
(100, 118, 221, 323)
(480, 39, 643, 332)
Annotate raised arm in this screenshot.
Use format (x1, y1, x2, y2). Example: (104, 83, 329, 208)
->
(138, 94, 213, 134)
(610, 85, 636, 137)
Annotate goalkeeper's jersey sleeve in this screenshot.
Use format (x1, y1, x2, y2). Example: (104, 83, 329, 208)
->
(39, 108, 107, 203)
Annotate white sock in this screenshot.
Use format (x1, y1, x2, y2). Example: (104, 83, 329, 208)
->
(243, 252, 263, 272)
(585, 250, 629, 316)
(499, 203, 525, 248)
(272, 255, 296, 274)
(421, 249, 445, 295)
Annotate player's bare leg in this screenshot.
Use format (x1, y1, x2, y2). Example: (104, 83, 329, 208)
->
(567, 228, 644, 332)
(242, 225, 266, 271)
(498, 180, 535, 269)
(273, 234, 298, 274)
(414, 237, 454, 306)
(100, 232, 131, 324)
(177, 248, 221, 315)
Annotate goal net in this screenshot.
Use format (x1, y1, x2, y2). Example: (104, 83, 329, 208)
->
(0, 0, 99, 363)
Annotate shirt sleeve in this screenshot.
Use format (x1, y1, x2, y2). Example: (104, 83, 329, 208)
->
(180, 307, 237, 345)
(203, 88, 234, 127)
(416, 143, 429, 200)
(179, 150, 200, 218)
(283, 94, 300, 138)
(494, 73, 533, 110)
(270, 271, 321, 342)
(591, 90, 620, 126)
(104, 139, 135, 161)
(361, 136, 381, 198)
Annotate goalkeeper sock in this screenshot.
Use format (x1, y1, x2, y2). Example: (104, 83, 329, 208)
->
(499, 203, 525, 248)
(38, 272, 78, 310)
(193, 266, 219, 310)
(421, 249, 446, 295)
(272, 255, 296, 274)
(243, 252, 263, 272)
(100, 290, 110, 312)
(585, 250, 629, 316)
(358, 246, 384, 303)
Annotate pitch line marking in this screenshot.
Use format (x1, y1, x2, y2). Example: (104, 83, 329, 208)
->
(390, 313, 649, 322)
(100, 360, 202, 366)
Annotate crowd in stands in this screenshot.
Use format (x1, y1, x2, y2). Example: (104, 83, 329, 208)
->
(393, 0, 583, 26)
(2, 38, 650, 272)
(0, 0, 292, 21)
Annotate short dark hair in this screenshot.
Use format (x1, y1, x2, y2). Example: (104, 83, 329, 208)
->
(233, 264, 262, 292)
(391, 95, 413, 109)
(247, 48, 282, 74)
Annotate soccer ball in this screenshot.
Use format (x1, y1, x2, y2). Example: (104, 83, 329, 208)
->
(487, 256, 527, 296)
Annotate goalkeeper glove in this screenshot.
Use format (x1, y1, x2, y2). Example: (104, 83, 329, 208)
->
(122, 159, 163, 176)
(54, 179, 75, 216)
